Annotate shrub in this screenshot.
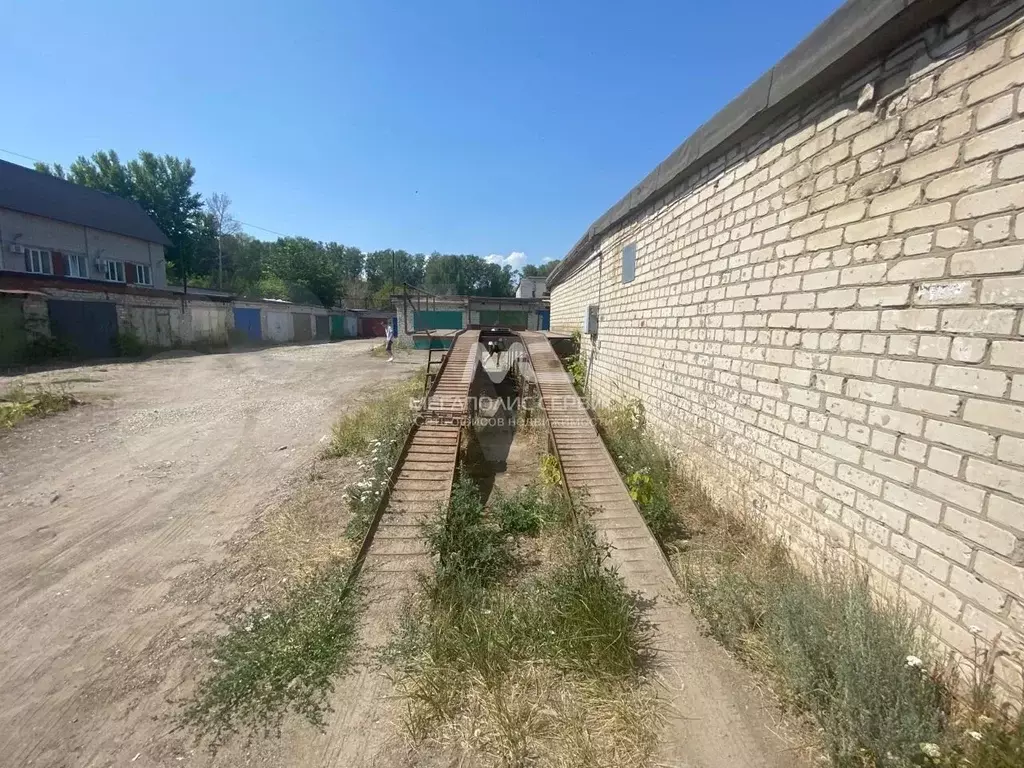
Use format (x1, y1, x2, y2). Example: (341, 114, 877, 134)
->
(113, 331, 146, 357)
(681, 497, 957, 767)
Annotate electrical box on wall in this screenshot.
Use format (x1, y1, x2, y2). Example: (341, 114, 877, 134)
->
(582, 304, 599, 336)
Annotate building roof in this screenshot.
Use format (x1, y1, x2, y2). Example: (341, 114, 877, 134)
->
(0, 159, 172, 247)
(547, 0, 961, 288)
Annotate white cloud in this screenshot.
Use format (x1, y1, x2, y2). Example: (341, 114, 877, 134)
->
(485, 251, 528, 271)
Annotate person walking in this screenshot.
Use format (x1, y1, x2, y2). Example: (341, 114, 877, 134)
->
(384, 323, 395, 362)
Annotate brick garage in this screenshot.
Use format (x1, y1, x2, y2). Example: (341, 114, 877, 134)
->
(549, 0, 1024, 689)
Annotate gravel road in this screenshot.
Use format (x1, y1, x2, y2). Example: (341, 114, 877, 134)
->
(0, 340, 421, 767)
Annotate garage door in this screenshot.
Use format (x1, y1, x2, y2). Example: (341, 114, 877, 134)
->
(48, 300, 118, 358)
(292, 312, 313, 342)
(315, 314, 329, 340)
(0, 297, 27, 364)
(233, 307, 262, 342)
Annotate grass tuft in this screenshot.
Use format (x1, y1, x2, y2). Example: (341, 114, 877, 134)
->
(180, 560, 361, 749)
(0, 384, 78, 429)
(566, 329, 587, 393)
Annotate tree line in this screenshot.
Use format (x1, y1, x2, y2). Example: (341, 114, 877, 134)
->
(34, 150, 558, 308)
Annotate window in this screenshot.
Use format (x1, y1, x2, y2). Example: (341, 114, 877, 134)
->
(104, 259, 125, 283)
(66, 253, 89, 278)
(26, 248, 52, 275)
(622, 243, 636, 284)
(134, 263, 152, 286)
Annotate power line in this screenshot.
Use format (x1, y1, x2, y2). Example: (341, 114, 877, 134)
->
(0, 147, 44, 164)
(0, 147, 292, 239)
(236, 220, 290, 238)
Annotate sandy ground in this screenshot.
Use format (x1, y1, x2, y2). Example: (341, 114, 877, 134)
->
(0, 340, 423, 768)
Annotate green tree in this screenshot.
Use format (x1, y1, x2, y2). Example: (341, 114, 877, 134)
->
(424, 254, 515, 296)
(326, 243, 364, 284)
(521, 260, 560, 278)
(365, 249, 425, 291)
(267, 237, 343, 307)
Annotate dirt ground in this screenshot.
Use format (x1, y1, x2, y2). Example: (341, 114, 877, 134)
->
(0, 340, 423, 768)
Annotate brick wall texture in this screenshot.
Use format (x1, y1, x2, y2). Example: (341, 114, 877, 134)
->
(550, 0, 1024, 688)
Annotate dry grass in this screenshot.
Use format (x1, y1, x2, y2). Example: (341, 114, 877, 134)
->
(400, 664, 662, 768)
(246, 461, 355, 591)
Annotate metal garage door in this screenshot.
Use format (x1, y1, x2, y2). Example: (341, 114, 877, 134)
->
(48, 300, 118, 358)
(479, 310, 528, 329)
(315, 314, 329, 340)
(330, 314, 348, 339)
(0, 297, 27, 364)
(233, 307, 262, 342)
(292, 312, 313, 342)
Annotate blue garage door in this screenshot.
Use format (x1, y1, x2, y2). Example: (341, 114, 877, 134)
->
(233, 307, 262, 341)
(49, 300, 118, 358)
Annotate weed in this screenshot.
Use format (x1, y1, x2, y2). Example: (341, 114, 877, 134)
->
(113, 331, 146, 357)
(539, 453, 562, 488)
(596, 399, 686, 547)
(566, 329, 587, 393)
(0, 384, 78, 429)
(327, 375, 420, 458)
(180, 560, 361, 749)
(370, 338, 411, 358)
(21, 334, 75, 363)
(328, 374, 422, 541)
(428, 475, 516, 595)
(491, 485, 566, 537)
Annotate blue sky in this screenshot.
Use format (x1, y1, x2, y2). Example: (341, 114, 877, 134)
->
(4, 0, 843, 270)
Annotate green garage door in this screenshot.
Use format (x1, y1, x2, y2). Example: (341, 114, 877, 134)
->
(0, 298, 27, 364)
(478, 310, 528, 329)
(414, 310, 463, 331)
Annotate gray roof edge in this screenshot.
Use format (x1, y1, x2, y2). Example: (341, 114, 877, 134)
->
(547, 0, 962, 289)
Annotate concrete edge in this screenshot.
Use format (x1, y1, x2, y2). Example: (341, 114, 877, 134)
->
(547, 0, 963, 289)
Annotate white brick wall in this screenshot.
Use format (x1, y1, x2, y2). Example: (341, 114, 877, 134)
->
(551, 0, 1024, 689)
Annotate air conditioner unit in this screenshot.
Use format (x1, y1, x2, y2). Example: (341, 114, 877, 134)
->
(8, 243, 23, 254)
